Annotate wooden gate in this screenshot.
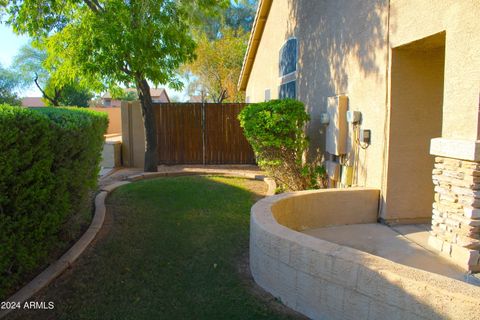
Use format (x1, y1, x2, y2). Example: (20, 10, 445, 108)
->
(154, 103, 255, 165)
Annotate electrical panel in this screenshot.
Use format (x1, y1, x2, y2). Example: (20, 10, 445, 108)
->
(325, 95, 348, 155)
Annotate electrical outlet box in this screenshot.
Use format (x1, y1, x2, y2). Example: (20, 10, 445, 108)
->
(325, 95, 348, 155)
(346, 110, 362, 123)
(320, 113, 330, 125)
(361, 129, 371, 144)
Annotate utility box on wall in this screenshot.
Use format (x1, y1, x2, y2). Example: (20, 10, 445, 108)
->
(325, 95, 348, 155)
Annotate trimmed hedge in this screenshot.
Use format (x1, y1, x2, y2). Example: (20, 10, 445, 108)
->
(0, 105, 108, 298)
(239, 99, 325, 191)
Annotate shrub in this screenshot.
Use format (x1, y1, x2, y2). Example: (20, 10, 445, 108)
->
(0, 105, 108, 298)
(239, 99, 325, 191)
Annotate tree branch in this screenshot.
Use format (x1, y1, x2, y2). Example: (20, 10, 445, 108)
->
(83, 0, 104, 13)
(34, 74, 61, 106)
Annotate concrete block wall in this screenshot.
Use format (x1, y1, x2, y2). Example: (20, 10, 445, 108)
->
(251, 189, 480, 320)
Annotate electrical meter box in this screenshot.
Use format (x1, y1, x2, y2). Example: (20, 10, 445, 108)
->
(325, 95, 348, 155)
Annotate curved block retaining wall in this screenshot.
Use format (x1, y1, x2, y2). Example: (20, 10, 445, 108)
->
(250, 188, 480, 320)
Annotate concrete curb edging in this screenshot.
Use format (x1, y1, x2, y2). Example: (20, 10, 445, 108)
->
(0, 170, 275, 319)
(127, 170, 276, 196)
(0, 182, 129, 319)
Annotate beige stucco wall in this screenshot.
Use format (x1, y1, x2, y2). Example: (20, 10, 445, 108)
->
(121, 101, 145, 168)
(90, 107, 122, 135)
(245, 0, 390, 190)
(245, 0, 480, 222)
(389, 0, 480, 141)
(272, 188, 379, 231)
(246, 0, 291, 103)
(383, 41, 444, 222)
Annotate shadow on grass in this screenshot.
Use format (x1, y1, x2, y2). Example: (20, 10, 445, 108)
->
(6, 176, 300, 320)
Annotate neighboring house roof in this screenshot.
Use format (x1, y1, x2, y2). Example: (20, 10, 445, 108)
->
(21, 97, 45, 107)
(152, 89, 170, 103)
(238, 0, 273, 91)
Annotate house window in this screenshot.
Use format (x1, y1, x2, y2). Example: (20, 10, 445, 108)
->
(279, 81, 296, 99)
(279, 38, 297, 99)
(279, 38, 297, 77)
(104, 99, 111, 107)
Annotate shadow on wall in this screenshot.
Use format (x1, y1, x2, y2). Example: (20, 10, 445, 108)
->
(286, 0, 391, 157)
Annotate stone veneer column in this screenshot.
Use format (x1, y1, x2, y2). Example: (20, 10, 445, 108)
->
(428, 138, 480, 272)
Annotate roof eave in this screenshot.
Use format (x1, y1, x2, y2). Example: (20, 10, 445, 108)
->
(237, 0, 273, 92)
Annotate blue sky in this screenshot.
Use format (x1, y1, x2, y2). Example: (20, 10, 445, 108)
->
(0, 23, 30, 66)
(0, 23, 42, 96)
(0, 23, 186, 100)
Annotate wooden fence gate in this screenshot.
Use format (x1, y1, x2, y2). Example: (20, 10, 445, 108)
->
(154, 103, 255, 165)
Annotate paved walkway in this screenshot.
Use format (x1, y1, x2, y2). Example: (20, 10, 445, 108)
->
(303, 223, 480, 284)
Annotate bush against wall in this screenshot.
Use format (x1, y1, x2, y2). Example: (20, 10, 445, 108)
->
(0, 105, 108, 298)
(238, 99, 325, 191)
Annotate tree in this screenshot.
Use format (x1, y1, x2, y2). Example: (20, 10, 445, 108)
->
(181, 1, 256, 102)
(182, 27, 249, 103)
(197, 0, 257, 39)
(3, 0, 227, 172)
(12, 42, 94, 107)
(0, 64, 21, 105)
(59, 83, 94, 107)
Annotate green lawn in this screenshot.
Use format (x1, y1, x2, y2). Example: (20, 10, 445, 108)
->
(9, 176, 298, 320)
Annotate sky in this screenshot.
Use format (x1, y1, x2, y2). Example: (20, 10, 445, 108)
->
(0, 23, 187, 100)
(0, 23, 42, 96)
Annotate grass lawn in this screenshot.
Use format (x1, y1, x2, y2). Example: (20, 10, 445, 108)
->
(8, 176, 300, 320)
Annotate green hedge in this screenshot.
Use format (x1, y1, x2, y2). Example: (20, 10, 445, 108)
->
(0, 105, 108, 298)
(239, 99, 325, 191)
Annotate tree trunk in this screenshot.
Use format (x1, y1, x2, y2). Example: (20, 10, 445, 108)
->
(136, 78, 158, 172)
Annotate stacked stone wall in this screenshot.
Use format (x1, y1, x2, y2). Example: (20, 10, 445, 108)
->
(429, 156, 480, 272)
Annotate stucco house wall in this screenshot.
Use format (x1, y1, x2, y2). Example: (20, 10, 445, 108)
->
(245, 0, 390, 191)
(389, 0, 480, 141)
(242, 0, 480, 221)
(241, 0, 480, 269)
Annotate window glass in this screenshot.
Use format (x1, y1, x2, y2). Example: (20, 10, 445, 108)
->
(279, 81, 296, 99)
(279, 38, 297, 76)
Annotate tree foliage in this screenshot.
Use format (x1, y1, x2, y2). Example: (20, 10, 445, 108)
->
(0, 64, 21, 105)
(3, 0, 227, 171)
(182, 1, 256, 103)
(239, 99, 326, 191)
(197, 0, 257, 39)
(183, 28, 249, 103)
(12, 41, 94, 106)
